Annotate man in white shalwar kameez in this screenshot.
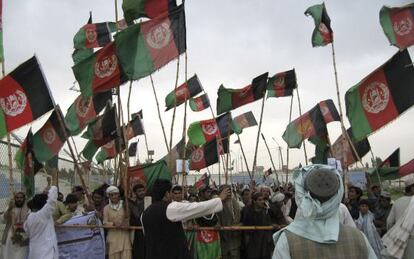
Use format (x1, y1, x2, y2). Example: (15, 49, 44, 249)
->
(24, 186, 58, 259)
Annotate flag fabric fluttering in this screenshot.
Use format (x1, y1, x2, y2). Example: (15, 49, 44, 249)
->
(0, 56, 54, 139)
(304, 2, 333, 47)
(345, 49, 414, 141)
(128, 160, 171, 191)
(73, 17, 117, 49)
(162, 138, 185, 176)
(128, 141, 138, 157)
(399, 159, 414, 177)
(231, 111, 257, 134)
(380, 4, 414, 50)
(165, 74, 202, 111)
(318, 99, 340, 123)
(267, 69, 297, 98)
(95, 137, 125, 164)
(187, 112, 233, 146)
(189, 94, 210, 112)
(194, 173, 210, 190)
(122, 0, 177, 24)
(216, 72, 268, 115)
(115, 5, 186, 80)
(125, 114, 145, 139)
(370, 148, 400, 181)
(65, 91, 112, 136)
(131, 109, 143, 119)
(309, 134, 330, 164)
(14, 129, 43, 197)
(189, 137, 228, 171)
(331, 128, 370, 168)
(32, 109, 68, 163)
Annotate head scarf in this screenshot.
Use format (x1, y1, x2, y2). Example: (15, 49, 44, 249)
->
(273, 164, 344, 244)
(106, 186, 123, 211)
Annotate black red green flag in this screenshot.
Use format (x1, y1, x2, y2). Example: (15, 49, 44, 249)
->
(128, 160, 171, 191)
(370, 148, 400, 180)
(73, 42, 127, 98)
(189, 137, 229, 171)
(131, 109, 143, 119)
(216, 72, 268, 115)
(123, 0, 177, 24)
(125, 115, 144, 139)
(345, 49, 414, 141)
(95, 137, 125, 164)
(0, 56, 54, 139)
(380, 148, 400, 168)
(231, 111, 257, 134)
(309, 134, 330, 164)
(14, 129, 43, 197)
(195, 173, 210, 190)
(399, 159, 414, 177)
(267, 69, 297, 98)
(304, 2, 333, 47)
(165, 74, 202, 111)
(115, 5, 186, 80)
(162, 138, 185, 176)
(331, 128, 370, 168)
(32, 109, 68, 162)
(73, 16, 117, 49)
(128, 141, 138, 157)
(65, 91, 112, 136)
(189, 94, 210, 112)
(380, 4, 414, 50)
(319, 99, 340, 124)
(187, 112, 233, 146)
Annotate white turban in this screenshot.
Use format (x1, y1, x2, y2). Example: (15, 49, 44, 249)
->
(106, 185, 119, 195)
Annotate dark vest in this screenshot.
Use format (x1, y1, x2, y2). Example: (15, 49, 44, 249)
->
(285, 225, 368, 259)
(142, 200, 192, 259)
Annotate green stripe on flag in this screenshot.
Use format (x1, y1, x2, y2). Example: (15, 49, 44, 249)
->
(379, 7, 397, 46)
(282, 122, 304, 148)
(216, 85, 233, 115)
(96, 148, 108, 164)
(187, 122, 206, 146)
(165, 91, 176, 110)
(32, 135, 55, 162)
(82, 140, 99, 161)
(0, 109, 7, 139)
(345, 83, 372, 141)
(72, 53, 96, 98)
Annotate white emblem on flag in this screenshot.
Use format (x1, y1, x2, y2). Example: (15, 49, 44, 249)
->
(43, 128, 56, 145)
(146, 22, 171, 49)
(0, 90, 28, 117)
(85, 27, 98, 44)
(393, 17, 413, 36)
(75, 96, 92, 118)
(362, 82, 390, 114)
(95, 55, 118, 78)
(192, 148, 204, 163)
(201, 122, 218, 136)
(200, 230, 215, 243)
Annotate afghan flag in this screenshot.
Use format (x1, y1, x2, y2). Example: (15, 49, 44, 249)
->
(73, 20, 117, 49)
(194, 173, 210, 190)
(282, 104, 327, 148)
(380, 4, 414, 50)
(399, 159, 414, 177)
(345, 49, 414, 141)
(231, 111, 257, 134)
(115, 5, 186, 80)
(162, 138, 185, 176)
(123, 0, 177, 24)
(194, 230, 221, 259)
(216, 72, 268, 115)
(0, 0, 3, 62)
(318, 99, 340, 124)
(31, 109, 67, 162)
(125, 115, 144, 139)
(128, 160, 171, 191)
(128, 141, 138, 156)
(331, 128, 370, 168)
(132, 109, 143, 119)
(72, 48, 94, 65)
(165, 74, 202, 111)
(65, 91, 112, 136)
(189, 94, 210, 112)
(305, 3, 333, 47)
(370, 148, 400, 180)
(73, 42, 127, 98)
(95, 137, 125, 164)
(309, 134, 330, 164)
(0, 56, 54, 139)
(190, 137, 228, 171)
(14, 129, 43, 197)
(267, 69, 297, 98)
(187, 112, 232, 146)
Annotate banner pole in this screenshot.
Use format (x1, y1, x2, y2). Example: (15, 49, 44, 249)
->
(181, 51, 188, 188)
(236, 135, 251, 179)
(150, 75, 170, 152)
(261, 133, 278, 182)
(251, 96, 266, 181)
(295, 87, 308, 165)
(286, 94, 294, 184)
(169, 58, 180, 150)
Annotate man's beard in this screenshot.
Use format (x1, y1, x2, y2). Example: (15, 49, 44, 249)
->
(15, 201, 25, 208)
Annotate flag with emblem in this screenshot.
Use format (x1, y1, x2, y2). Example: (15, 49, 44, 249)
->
(216, 72, 268, 115)
(95, 137, 125, 164)
(345, 49, 414, 141)
(331, 128, 370, 168)
(282, 104, 327, 148)
(0, 0, 4, 62)
(73, 16, 117, 49)
(65, 91, 112, 136)
(128, 160, 171, 191)
(115, 5, 186, 80)
(194, 230, 221, 259)
(187, 112, 232, 146)
(123, 0, 177, 24)
(304, 3, 333, 47)
(231, 111, 257, 134)
(165, 74, 202, 111)
(380, 4, 414, 50)
(319, 99, 340, 123)
(162, 137, 185, 176)
(189, 94, 210, 112)
(194, 173, 209, 190)
(190, 137, 229, 171)
(128, 141, 138, 156)
(73, 42, 127, 98)
(14, 129, 43, 197)
(31, 109, 67, 162)
(267, 69, 297, 98)
(0, 56, 54, 139)
(125, 114, 145, 139)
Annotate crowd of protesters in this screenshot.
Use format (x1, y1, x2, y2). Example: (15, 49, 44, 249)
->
(1, 165, 414, 259)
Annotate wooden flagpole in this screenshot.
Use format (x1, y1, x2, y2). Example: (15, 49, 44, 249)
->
(251, 96, 266, 180)
(295, 87, 308, 165)
(150, 75, 170, 152)
(169, 58, 181, 150)
(181, 51, 188, 187)
(236, 135, 252, 179)
(137, 112, 150, 161)
(126, 81, 133, 122)
(261, 133, 278, 182)
(369, 149, 383, 186)
(286, 95, 294, 184)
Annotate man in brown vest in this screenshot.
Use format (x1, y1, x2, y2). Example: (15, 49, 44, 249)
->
(272, 165, 377, 259)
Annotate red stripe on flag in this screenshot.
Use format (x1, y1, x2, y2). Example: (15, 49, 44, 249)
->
(74, 95, 97, 130)
(390, 8, 414, 49)
(293, 112, 316, 139)
(39, 120, 63, 155)
(83, 23, 99, 49)
(92, 43, 123, 93)
(200, 119, 219, 144)
(175, 82, 190, 103)
(231, 84, 255, 108)
(399, 159, 414, 177)
(144, 0, 170, 18)
(190, 147, 206, 171)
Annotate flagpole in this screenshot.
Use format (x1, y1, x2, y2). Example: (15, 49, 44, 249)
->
(295, 87, 308, 165)
(225, 115, 232, 185)
(369, 149, 383, 186)
(126, 81, 133, 122)
(261, 133, 278, 182)
(181, 51, 188, 188)
(286, 95, 294, 184)
(251, 96, 266, 181)
(150, 75, 170, 152)
(169, 58, 180, 150)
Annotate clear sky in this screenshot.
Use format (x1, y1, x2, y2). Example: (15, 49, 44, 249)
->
(2, 0, 414, 175)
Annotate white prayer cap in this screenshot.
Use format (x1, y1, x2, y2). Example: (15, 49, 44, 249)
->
(404, 176, 414, 187)
(272, 192, 285, 203)
(106, 185, 119, 195)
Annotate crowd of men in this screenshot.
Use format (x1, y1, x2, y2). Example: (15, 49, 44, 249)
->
(1, 164, 414, 259)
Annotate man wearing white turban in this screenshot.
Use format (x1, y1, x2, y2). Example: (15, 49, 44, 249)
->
(272, 165, 377, 259)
